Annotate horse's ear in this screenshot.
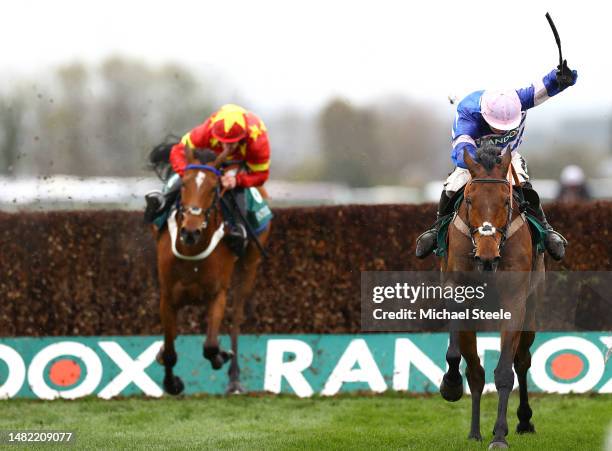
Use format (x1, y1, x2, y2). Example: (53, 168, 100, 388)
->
(463, 148, 480, 177)
(212, 145, 232, 169)
(499, 146, 512, 176)
(212, 155, 224, 169)
(185, 144, 197, 164)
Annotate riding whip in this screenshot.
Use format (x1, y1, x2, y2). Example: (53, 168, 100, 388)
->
(545, 12, 574, 87)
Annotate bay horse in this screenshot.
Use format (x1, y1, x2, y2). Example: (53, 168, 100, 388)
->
(439, 145, 544, 448)
(153, 147, 271, 395)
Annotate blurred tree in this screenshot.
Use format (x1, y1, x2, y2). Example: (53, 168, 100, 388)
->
(53, 63, 90, 173)
(318, 99, 379, 187)
(0, 57, 217, 177)
(526, 144, 601, 179)
(96, 57, 216, 176)
(0, 94, 24, 175)
(316, 97, 449, 187)
(371, 97, 449, 185)
(265, 109, 318, 178)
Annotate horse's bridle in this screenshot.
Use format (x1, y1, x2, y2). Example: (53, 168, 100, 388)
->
(463, 177, 514, 253)
(178, 164, 222, 230)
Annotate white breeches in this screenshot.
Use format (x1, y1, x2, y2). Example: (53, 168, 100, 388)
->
(444, 152, 529, 195)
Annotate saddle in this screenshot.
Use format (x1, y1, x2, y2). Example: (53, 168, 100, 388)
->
(434, 186, 547, 257)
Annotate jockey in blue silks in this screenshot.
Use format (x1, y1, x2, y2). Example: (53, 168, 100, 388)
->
(416, 61, 578, 260)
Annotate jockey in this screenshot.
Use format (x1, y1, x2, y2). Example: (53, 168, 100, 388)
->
(416, 62, 578, 260)
(144, 104, 270, 253)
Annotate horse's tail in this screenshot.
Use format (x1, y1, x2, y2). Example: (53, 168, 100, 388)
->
(148, 134, 181, 181)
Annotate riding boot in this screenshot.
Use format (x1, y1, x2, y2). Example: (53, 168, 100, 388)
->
(144, 175, 181, 224)
(534, 204, 567, 261)
(222, 189, 249, 257)
(144, 191, 165, 223)
(415, 190, 452, 259)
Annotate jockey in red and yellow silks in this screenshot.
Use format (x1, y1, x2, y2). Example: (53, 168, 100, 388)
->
(144, 104, 271, 256)
(169, 104, 270, 187)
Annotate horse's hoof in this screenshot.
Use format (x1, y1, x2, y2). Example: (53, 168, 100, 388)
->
(439, 374, 463, 402)
(488, 439, 509, 449)
(516, 422, 535, 434)
(210, 350, 234, 370)
(468, 433, 482, 441)
(163, 376, 184, 395)
(226, 381, 246, 395)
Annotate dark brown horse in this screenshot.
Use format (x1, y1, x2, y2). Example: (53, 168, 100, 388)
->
(153, 147, 271, 395)
(439, 146, 544, 448)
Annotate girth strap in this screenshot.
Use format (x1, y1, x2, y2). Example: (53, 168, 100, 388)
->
(451, 213, 471, 238)
(506, 213, 527, 240)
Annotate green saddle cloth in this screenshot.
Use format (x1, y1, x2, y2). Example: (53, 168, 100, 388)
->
(246, 187, 273, 234)
(434, 193, 546, 257)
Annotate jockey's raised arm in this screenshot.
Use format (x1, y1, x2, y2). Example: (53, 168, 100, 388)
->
(451, 66, 578, 170)
(517, 65, 579, 109)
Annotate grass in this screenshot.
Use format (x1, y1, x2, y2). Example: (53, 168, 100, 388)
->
(0, 393, 610, 450)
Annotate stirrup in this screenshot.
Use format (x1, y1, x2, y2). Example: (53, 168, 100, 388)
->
(145, 190, 165, 207)
(415, 228, 437, 259)
(544, 230, 567, 261)
(548, 230, 568, 245)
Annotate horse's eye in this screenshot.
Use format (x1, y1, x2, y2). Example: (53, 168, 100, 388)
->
(465, 197, 472, 205)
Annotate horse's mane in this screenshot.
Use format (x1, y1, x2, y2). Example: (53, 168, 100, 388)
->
(476, 142, 502, 172)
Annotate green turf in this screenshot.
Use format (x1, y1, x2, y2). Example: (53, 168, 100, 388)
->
(0, 393, 610, 450)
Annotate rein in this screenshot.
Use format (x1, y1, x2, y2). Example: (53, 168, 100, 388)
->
(184, 164, 222, 176)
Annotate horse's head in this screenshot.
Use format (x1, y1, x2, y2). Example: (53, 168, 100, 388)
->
(462, 144, 513, 272)
(177, 148, 225, 247)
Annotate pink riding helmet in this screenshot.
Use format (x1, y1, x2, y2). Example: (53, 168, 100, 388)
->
(480, 90, 522, 131)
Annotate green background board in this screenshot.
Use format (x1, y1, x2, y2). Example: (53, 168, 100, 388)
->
(0, 333, 610, 398)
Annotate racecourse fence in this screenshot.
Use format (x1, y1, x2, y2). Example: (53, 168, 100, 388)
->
(0, 202, 610, 337)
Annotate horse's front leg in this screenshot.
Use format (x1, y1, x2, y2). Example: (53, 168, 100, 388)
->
(490, 330, 521, 449)
(226, 310, 244, 394)
(203, 290, 233, 370)
(460, 332, 484, 441)
(440, 331, 463, 401)
(515, 331, 536, 434)
(226, 248, 262, 394)
(158, 292, 184, 395)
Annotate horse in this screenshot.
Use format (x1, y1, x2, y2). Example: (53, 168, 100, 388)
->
(152, 146, 271, 395)
(438, 145, 544, 448)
